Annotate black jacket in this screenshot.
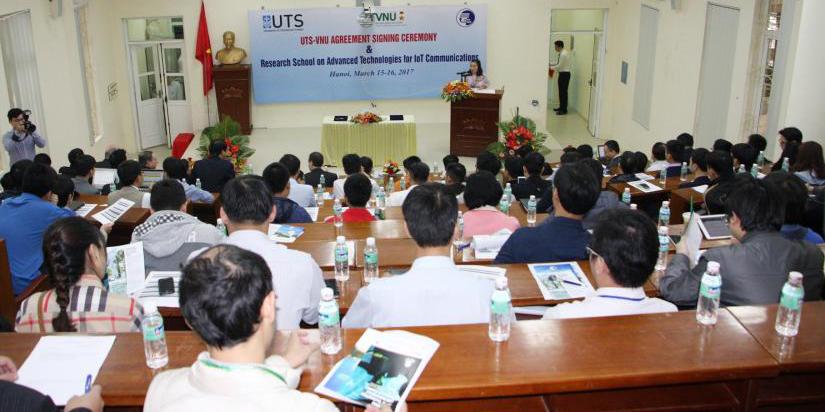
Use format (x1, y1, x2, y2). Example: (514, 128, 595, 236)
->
(189, 157, 235, 193)
(512, 175, 552, 201)
(304, 169, 338, 188)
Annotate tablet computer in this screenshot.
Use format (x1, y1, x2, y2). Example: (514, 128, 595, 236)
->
(697, 214, 733, 240)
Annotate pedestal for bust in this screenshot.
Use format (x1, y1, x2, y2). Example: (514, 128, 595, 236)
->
(213, 64, 251, 134)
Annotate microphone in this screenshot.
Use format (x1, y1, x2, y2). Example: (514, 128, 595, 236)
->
(456, 71, 471, 76)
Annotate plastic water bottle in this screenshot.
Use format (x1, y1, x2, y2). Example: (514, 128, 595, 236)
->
(332, 198, 343, 228)
(781, 157, 790, 172)
(504, 183, 513, 203)
(400, 176, 407, 190)
(109, 182, 117, 194)
(432, 161, 439, 175)
(195, 178, 202, 189)
(316, 184, 325, 206)
(318, 287, 342, 355)
(757, 150, 765, 167)
(376, 187, 386, 209)
(141, 302, 169, 369)
(456, 211, 465, 241)
(680, 162, 689, 181)
(499, 195, 510, 215)
(526, 195, 537, 226)
(775, 271, 804, 337)
(216, 218, 228, 237)
(696, 261, 722, 325)
(622, 188, 631, 204)
(334, 236, 349, 282)
(319, 173, 326, 187)
(738, 164, 746, 174)
(659, 168, 667, 186)
(655, 226, 669, 272)
(658, 201, 671, 226)
(488, 277, 512, 342)
(387, 176, 395, 193)
(363, 237, 379, 284)
(630, 203, 638, 210)
(750, 164, 759, 178)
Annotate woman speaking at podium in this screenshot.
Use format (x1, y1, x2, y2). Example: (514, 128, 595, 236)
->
(465, 59, 489, 89)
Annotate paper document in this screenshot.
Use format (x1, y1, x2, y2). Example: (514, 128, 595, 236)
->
(471, 229, 512, 259)
(268, 224, 305, 243)
(75, 203, 96, 218)
(305, 207, 320, 222)
(681, 213, 704, 267)
(316, 329, 439, 411)
(457, 265, 506, 280)
(692, 184, 709, 194)
(17, 335, 116, 405)
(634, 173, 655, 181)
(106, 242, 145, 295)
(92, 198, 134, 224)
(627, 180, 662, 193)
(528, 262, 594, 300)
(137, 271, 182, 308)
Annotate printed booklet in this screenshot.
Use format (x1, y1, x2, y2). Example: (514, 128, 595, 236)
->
(528, 261, 595, 300)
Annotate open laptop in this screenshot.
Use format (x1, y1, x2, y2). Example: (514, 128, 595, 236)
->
(92, 168, 117, 189)
(141, 169, 165, 190)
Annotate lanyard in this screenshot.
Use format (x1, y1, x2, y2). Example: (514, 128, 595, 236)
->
(598, 294, 645, 302)
(199, 358, 287, 385)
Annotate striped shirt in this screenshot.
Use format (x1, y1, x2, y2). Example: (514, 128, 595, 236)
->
(15, 275, 143, 333)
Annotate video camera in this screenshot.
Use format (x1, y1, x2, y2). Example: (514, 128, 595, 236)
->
(12, 109, 37, 141)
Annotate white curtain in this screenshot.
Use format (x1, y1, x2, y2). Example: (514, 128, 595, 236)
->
(0, 10, 48, 140)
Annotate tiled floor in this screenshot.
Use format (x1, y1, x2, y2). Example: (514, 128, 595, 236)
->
(546, 108, 604, 152)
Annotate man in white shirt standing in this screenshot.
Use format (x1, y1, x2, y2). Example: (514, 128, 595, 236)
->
(387, 161, 429, 207)
(279, 154, 316, 208)
(550, 40, 572, 116)
(544, 209, 677, 319)
(212, 175, 325, 330)
(343, 183, 495, 328)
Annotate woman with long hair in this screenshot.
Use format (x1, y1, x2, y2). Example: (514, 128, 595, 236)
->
(15, 217, 142, 333)
(792, 141, 825, 186)
(465, 59, 489, 89)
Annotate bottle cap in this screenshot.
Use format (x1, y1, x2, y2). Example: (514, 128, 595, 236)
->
(658, 226, 669, 235)
(366, 237, 375, 246)
(682, 162, 687, 166)
(789, 271, 803, 281)
(495, 276, 508, 289)
(216, 218, 223, 225)
(336, 235, 345, 243)
(529, 195, 535, 200)
(707, 261, 721, 273)
(624, 188, 630, 192)
(321, 287, 334, 300)
(662, 201, 669, 207)
(142, 301, 158, 314)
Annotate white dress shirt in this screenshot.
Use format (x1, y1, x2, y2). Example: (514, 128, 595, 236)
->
(386, 185, 417, 207)
(287, 177, 317, 208)
(342, 256, 495, 328)
(551, 49, 572, 72)
(333, 174, 379, 200)
(543, 287, 677, 320)
(645, 160, 670, 172)
(221, 230, 325, 330)
(144, 352, 337, 412)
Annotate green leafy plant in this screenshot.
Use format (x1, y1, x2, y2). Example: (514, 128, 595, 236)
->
(486, 114, 550, 159)
(196, 116, 255, 173)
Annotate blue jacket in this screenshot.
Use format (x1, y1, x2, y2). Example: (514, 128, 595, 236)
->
(0, 193, 74, 294)
(272, 196, 313, 224)
(495, 217, 590, 264)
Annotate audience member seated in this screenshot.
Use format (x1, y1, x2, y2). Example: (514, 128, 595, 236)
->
(139, 150, 158, 169)
(603, 139, 621, 170)
(679, 148, 711, 188)
(132, 180, 223, 273)
(0, 163, 74, 295)
(502, 156, 523, 187)
(342, 184, 495, 328)
(388, 162, 429, 207)
(476, 151, 502, 177)
(333, 153, 363, 200)
(442, 154, 459, 170)
(461, 171, 520, 238)
(303, 151, 337, 188)
(58, 147, 84, 176)
(324, 174, 376, 223)
(792, 141, 825, 186)
(495, 162, 599, 264)
(16, 217, 142, 332)
(748, 133, 769, 163)
(544, 209, 677, 319)
(33, 153, 51, 166)
(646, 142, 668, 172)
(162, 157, 214, 203)
(703, 150, 737, 214)
(53, 175, 76, 210)
(577, 158, 628, 230)
(512, 152, 551, 200)
(676, 132, 694, 163)
(263, 162, 313, 224)
(537, 153, 584, 212)
(443, 162, 467, 199)
(608, 151, 642, 183)
(764, 172, 825, 244)
(71, 154, 98, 195)
(713, 139, 733, 153)
(94, 146, 122, 169)
(210, 176, 324, 330)
(144, 244, 337, 412)
(778, 126, 803, 151)
(635, 151, 649, 171)
(732, 143, 757, 172)
(190, 141, 236, 193)
(395, 155, 422, 191)
(0, 355, 104, 412)
(279, 154, 316, 208)
(108, 160, 151, 208)
(0, 159, 31, 203)
(661, 177, 823, 307)
(576, 144, 594, 159)
(662, 139, 686, 178)
(360, 155, 374, 176)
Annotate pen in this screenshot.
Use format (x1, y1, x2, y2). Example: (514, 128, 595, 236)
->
(563, 279, 582, 287)
(85, 374, 92, 393)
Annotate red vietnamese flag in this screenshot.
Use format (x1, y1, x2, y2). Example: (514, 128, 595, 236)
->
(195, 1, 213, 95)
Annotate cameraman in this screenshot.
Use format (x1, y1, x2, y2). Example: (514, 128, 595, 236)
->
(3, 108, 47, 164)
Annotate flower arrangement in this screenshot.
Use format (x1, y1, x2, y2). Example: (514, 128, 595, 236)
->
(197, 116, 255, 174)
(487, 114, 550, 158)
(382, 161, 400, 177)
(441, 80, 474, 102)
(351, 112, 383, 124)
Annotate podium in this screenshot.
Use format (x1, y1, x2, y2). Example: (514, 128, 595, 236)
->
(213, 64, 252, 134)
(449, 90, 503, 156)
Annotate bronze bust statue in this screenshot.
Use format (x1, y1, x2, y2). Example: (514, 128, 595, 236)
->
(215, 31, 247, 65)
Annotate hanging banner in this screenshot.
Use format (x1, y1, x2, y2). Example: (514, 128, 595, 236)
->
(248, 5, 487, 103)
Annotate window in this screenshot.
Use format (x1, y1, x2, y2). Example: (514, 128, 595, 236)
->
(0, 10, 48, 138)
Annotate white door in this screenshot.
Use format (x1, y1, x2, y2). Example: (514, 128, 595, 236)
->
(160, 42, 192, 144)
(130, 45, 166, 149)
(587, 33, 603, 136)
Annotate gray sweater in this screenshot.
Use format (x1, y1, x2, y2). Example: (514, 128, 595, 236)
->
(131, 211, 224, 274)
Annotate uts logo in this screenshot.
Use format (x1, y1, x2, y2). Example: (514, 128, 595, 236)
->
(456, 8, 475, 27)
(262, 14, 304, 32)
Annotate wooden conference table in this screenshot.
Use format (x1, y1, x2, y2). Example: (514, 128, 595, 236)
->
(76, 194, 150, 247)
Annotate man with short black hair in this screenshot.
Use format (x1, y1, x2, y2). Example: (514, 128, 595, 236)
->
(544, 209, 677, 319)
(324, 173, 375, 223)
(662, 139, 685, 178)
(139, 150, 158, 170)
(442, 154, 459, 170)
(342, 183, 495, 328)
(444, 162, 467, 199)
(279, 154, 316, 208)
(713, 139, 733, 153)
(71, 154, 99, 195)
(748, 133, 768, 163)
(676, 132, 694, 162)
(162, 157, 214, 203)
(576, 144, 594, 160)
(3, 108, 47, 164)
(206, 176, 325, 330)
(0, 163, 73, 294)
(646, 142, 668, 172)
(502, 156, 523, 187)
(551, 40, 571, 115)
(604, 140, 621, 170)
(33, 153, 51, 166)
(262, 162, 312, 224)
(476, 151, 502, 177)
(132, 179, 223, 273)
(303, 152, 337, 188)
(704, 150, 736, 214)
(388, 162, 429, 206)
(679, 148, 711, 189)
(108, 160, 151, 207)
(144, 244, 337, 412)
(662, 177, 823, 306)
(765, 171, 825, 244)
(731, 143, 757, 172)
(190, 141, 235, 193)
(512, 152, 551, 200)
(496, 162, 599, 264)
(333, 153, 363, 200)
(576, 158, 628, 230)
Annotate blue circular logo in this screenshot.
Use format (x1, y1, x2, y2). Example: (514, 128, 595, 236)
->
(456, 8, 475, 27)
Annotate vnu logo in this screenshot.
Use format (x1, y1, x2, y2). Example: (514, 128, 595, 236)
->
(262, 13, 304, 31)
(456, 8, 476, 27)
(374, 9, 406, 26)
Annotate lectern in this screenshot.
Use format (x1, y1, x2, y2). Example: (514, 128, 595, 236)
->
(449, 90, 503, 156)
(213, 64, 252, 134)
